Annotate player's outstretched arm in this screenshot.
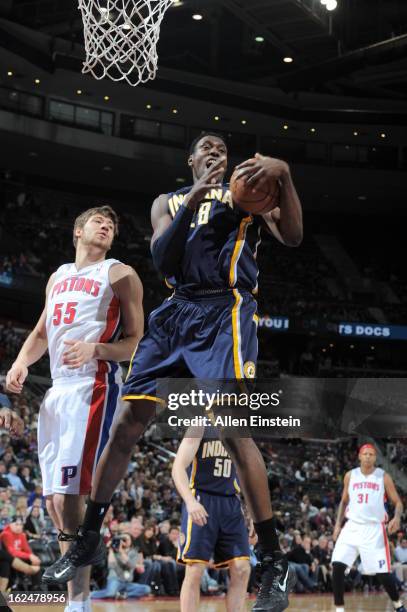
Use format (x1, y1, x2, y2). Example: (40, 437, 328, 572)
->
(384, 473, 404, 534)
(62, 264, 144, 367)
(172, 428, 209, 526)
(235, 153, 303, 247)
(5, 273, 55, 394)
(333, 470, 351, 541)
(150, 158, 225, 277)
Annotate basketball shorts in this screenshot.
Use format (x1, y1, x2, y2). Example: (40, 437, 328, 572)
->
(177, 490, 250, 567)
(122, 289, 258, 403)
(38, 365, 122, 496)
(332, 519, 391, 574)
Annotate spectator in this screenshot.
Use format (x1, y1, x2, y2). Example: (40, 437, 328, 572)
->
(0, 518, 41, 583)
(394, 537, 407, 585)
(287, 535, 318, 593)
(5, 465, 26, 493)
(24, 505, 45, 540)
(0, 462, 10, 488)
(91, 533, 151, 600)
(312, 535, 332, 591)
(138, 521, 179, 595)
(18, 466, 36, 492)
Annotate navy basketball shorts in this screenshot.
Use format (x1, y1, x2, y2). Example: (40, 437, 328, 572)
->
(122, 289, 258, 404)
(177, 490, 250, 567)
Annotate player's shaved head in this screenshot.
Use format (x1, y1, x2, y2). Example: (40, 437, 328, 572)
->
(189, 131, 228, 156)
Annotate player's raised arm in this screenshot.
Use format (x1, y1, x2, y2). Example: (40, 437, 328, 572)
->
(62, 264, 144, 367)
(172, 428, 209, 526)
(384, 473, 404, 534)
(5, 273, 55, 394)
(333, 470, 351, 541)
(150, 157, 225, 277)
(235, 152, 303, 247)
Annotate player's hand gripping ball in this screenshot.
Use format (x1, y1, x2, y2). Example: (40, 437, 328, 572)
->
(230, 153, 281, 215)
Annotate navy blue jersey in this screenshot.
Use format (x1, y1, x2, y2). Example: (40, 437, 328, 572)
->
(166, 184, 262, 293)
(187, 430, 240, 496)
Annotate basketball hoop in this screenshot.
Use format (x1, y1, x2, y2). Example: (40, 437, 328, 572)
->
(78, 0, 174, 86)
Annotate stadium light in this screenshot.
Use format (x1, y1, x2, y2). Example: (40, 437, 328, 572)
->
(255, 36, 264, 43)
(283, 57, 293, 63)
(192, 13, 203, 20)
(241, 120, 247, 125)
(7, 71, 13, 76)
(326, 0, 338, 10)
(320, 0, 328, 5)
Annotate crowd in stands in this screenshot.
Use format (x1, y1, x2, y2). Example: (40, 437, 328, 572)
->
(1, 176, 407, 328)
(0, 383, 407, 599)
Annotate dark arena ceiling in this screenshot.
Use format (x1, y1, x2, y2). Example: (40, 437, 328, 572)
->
(2, 0, 407, 100)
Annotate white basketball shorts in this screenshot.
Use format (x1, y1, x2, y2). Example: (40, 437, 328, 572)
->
(38, 367, 122, 496)
(332, 519, 391, 575)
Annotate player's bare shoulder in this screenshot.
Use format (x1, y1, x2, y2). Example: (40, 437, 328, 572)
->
(151, 193, 170, 221)
(109, 263, 143, 296)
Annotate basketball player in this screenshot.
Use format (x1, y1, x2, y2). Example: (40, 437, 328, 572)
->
(173, 426, 251, 612)
(332, 443, 406, 612)
(5, 206, 143, 612)
(45, 134, 303, 611)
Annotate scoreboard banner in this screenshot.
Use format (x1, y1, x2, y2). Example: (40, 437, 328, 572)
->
(338, 322, 407, 340)
(258, 316, 407, 341)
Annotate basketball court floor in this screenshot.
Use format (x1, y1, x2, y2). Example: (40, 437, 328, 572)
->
(11, 593, 404, 611)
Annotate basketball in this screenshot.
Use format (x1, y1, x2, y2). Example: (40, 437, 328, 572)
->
(230, 162, 280, 215)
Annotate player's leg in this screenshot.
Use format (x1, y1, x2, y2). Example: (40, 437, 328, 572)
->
(185, 291, 294, 611)
(361, 524, 406, 611)
(376, 574, 405, 611)
(42, 376, 120, 596)
(180, 563, 206, 612)
(214, 494, 251, 612)
(178, 492, 216, 610)
(226, 559, 251, 612)
(331, 521, 360, 610)
(332, 562, 347, 610)
(53, 494, 91, 606)
(86, 398, 156, 504)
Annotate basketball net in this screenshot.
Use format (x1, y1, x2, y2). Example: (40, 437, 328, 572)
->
(78, 0, 174, 86)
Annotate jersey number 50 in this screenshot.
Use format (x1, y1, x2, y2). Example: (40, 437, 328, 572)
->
(213, 458, 232, 478)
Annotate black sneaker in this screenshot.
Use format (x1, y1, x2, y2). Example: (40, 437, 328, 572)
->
(42, 530, 105, 584)
(252, 554, 296, 612)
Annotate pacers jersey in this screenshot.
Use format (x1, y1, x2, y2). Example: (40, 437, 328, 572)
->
(187, 430, 240, 496)
(346, 467, 387, 524)
(166, 184, 262, 293)
(46, 259, 122, 380)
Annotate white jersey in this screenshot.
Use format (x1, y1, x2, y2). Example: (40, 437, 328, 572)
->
(46, 258, 122, 380)
(346, 467, 386, 524)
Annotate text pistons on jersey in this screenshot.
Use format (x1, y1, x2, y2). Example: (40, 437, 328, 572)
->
(352, 481, 380, 491)
(51, 276, 102, 298)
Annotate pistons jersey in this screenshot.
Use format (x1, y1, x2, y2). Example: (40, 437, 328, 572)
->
(165, 185, 262, 293)
(46, 259, 122, 380)
(346, 467, 387, 524)
(187, 429, 240, 496)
